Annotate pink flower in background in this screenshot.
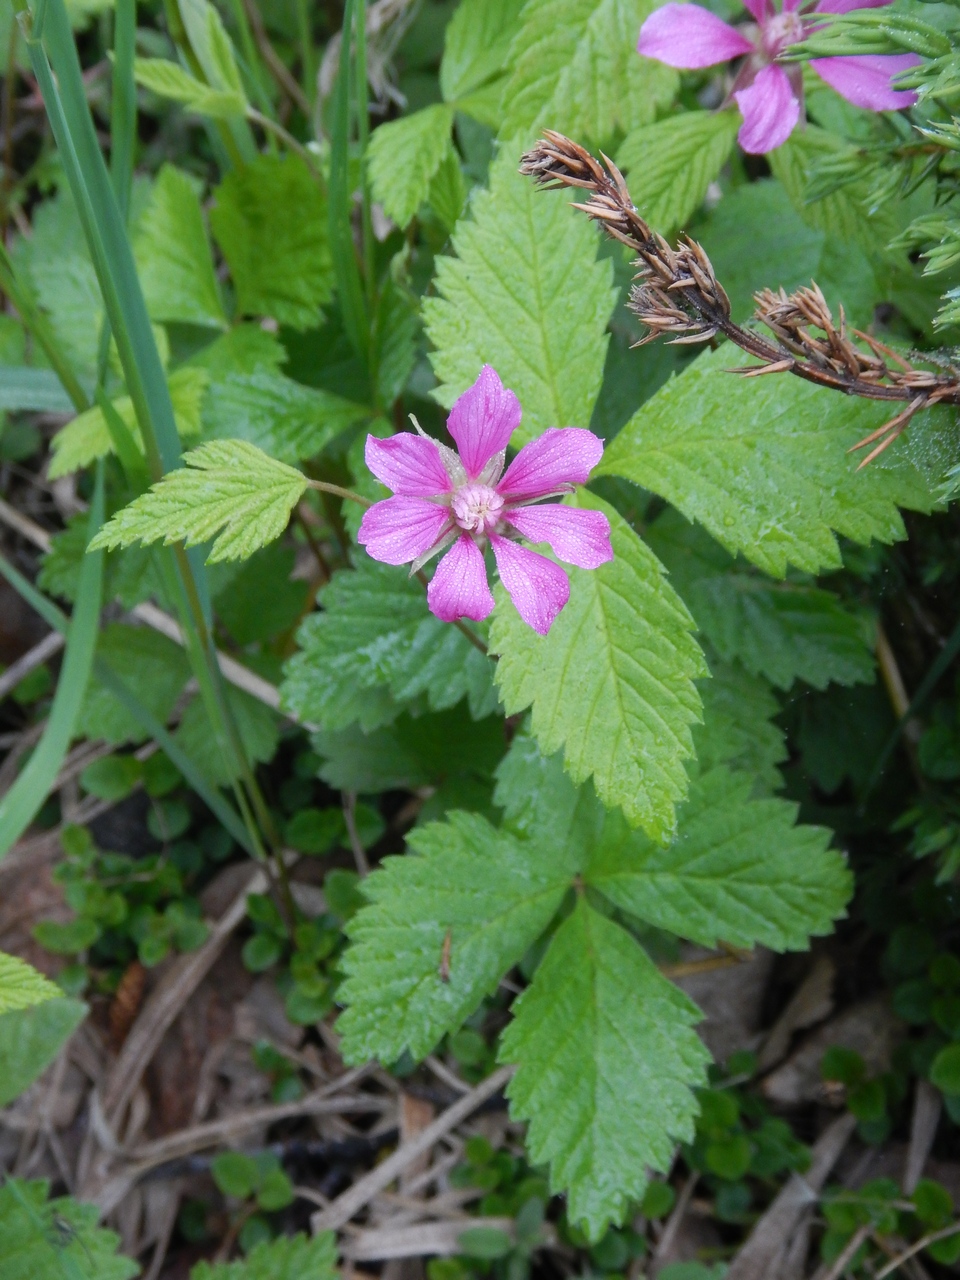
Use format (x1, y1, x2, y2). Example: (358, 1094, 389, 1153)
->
(638, 0, 920, 154)
(358, 366, 613, 636)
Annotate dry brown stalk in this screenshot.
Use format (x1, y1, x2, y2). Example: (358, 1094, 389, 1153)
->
(520, 131, 960, 466)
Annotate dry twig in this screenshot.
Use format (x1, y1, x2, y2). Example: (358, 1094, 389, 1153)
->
(520, 132, 960, 465)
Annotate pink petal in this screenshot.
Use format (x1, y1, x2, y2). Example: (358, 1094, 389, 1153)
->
(810, 54, 919, 109)
(357, 497, 452, 566)
(497, 428, 604, 503)
(365, 433, 452, 497)
(638, 3, 754, 68)
(734, 64, 801, 153)
(490, 535, 570, 637)
(426, 535, 495, 623)
(742, 0, 772, 20)
(446, 365, 522, 480)
(505, 504, 613, 570)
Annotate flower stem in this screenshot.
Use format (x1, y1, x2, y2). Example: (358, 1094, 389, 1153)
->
(305, 479, 373, 507)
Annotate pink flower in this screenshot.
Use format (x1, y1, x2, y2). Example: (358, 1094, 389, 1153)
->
(638, 0, 920, 154)
(357, 366, 613, 636)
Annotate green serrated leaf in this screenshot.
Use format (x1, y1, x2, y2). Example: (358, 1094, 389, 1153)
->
(134, 164, 226, 329)
(175, 684, 279, 785)
(190, 1231, 337, 1280)
(282, 556, 498, 732)
(0, 1178, 138, 1280)
(424, 142, 616, 447)
(337, 811, 577, 1064)
(490, 492, 706, 841)
(500, 0, 678, 144)
(616, 110, 739, 235)
(0, 952, 60, 1014)
(597, 343, 941, 577)
(647, 508, 875, 690)
(79, 624, 191, 746)
(693, 661, 786, 792)
(499, 898, 708, 1239)
(133, 56, 247, 118)
(49, 366, 209, 478)
(367, 104, 455, 228)
(0, 999, 88, 1107)
(440, 0, 527, 104)
(89, 439, 309, 562)
(210, 154, 333, 330)
(585, 765, 851, 950)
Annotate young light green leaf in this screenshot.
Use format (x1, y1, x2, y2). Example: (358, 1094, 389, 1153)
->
(499, 898, 709, 1239)
(210, 154, 333, 330)
(0, 1178, 138, 1280)
(134, 164, 226, 329)
(89, 439, 308, 562)
(0, 998, 87, 1106)
(424, 142, 617, 446)
(440, 0, 527, 104)
(191, 1230, 337, 1280)
(490, 493, 706, 841)
(500, 0, 678, 144)
(647, 509, 875, 690)
(366, 104, 455, 228)
(201, 371, 368, 465)
(616, 110, 740, 235)
(78, 624, 191, 746)
(596, 344, 941, 577)
(133, 57, 247, 119)
(282, 556, 498, 732)
(337, 811, 578, 1065)
(586, 765, 851, 951)
(49, 366, 209, 478)
(0, 952, 60, 1014)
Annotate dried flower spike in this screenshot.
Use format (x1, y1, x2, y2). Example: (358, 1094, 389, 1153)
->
(521, 132, 960, 465)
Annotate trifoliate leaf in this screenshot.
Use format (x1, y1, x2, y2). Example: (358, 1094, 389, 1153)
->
(49, 366, 209, 478)
(490, 492, 706, 841)
(0, 952, 59, 1014)
(440, 0, 526, 104)
(693, 661, 786, 792)
(647, 509, 875, 690)
(175, 684, 279, 785)
(0, 1178, 137, 1280)
(597, 343, 941, 577)
(210, 154, 333, 330)
(337, 811, 578, 1064)
(282, 557, 499, 732)
(201, 371, 368, 465)
(191, 1230, 337, 1280)
(89, 440, 309, 562)
(616, 110, 740, 235)
(367, 104, 455, 228)
(79, 624, 190, 746)
(424, 142, 616, 446)
(133, 56, 247, 118)
(0, 999, 87, 1107)
(500, 0, 678, 144)
(499, 898, 708, 1239)
(585, 765, 850, 951)
(134, 164, 226, 329)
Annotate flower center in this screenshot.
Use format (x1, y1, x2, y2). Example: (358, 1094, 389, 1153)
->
(761, 9, 804, 57)
(452, 483, 504, 535)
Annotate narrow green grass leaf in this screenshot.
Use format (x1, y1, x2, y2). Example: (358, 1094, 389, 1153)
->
(328, 0, 368, 358)
(0, 952, 60, 1014)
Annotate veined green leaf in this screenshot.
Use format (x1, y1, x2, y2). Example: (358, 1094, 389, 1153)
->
(134, 164, 226, 328)
(424, 142, 616, 446)
(133, 57, 247, 119)
(210, 154, 333, 330)
(0, 953, 60, 1015)
(282, 556, 498, 731)
(694, 661, 786, 792)
(500, 0, 678, 144)
(337, 811, 578, 1064)
(490, 493, 706, 841)
(585, 765, 851, 951)
(616, 110, 739, 235)
(89, 439, 309, 562)
(191, 1230, 337, 1280)
(367, 104, 455, 228)
(79, 624, 191, 746)
(597, 344, 941, 577)
(440, 0, 527, 104)
(0, 999, 88, 1107)
(0, 1177, 137, 1280)
(499, 898, 709, 1239)
(49, 366, 209, 478)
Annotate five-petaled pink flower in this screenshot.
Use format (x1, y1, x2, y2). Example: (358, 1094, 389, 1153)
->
(358, 366, 613, 636)
(638, 0, 920, 154)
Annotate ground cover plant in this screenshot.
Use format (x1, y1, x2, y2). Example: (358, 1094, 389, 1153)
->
(5, 0, 960, 1276)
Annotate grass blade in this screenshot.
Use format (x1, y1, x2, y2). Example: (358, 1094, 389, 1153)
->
(329, 0, 368, 359)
